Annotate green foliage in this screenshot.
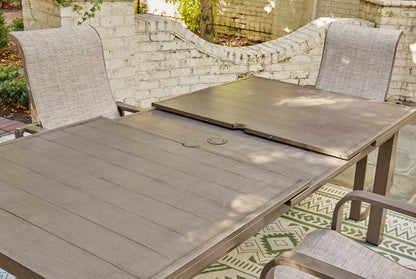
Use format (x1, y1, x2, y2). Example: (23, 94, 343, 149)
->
(167, 0, 200, 33)
(26, 0, 103, 24)
(10, 17, 24, 31)
(0, 11, 10, 50)
(79, 0, 103, 24)
(0, 63, 28, 106)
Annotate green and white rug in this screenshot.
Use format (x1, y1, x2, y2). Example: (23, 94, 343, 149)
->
(1, 184, 415, 279)
(195, 184, 416, 279)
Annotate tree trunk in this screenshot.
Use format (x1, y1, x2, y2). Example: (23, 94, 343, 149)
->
(200, 0, 214, 42)
(135, 0, 140, 13)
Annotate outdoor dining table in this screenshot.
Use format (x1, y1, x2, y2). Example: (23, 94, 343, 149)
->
(0, 77, 415, 279)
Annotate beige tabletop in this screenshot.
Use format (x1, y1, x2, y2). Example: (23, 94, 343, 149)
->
(1, 79, 414, 278)
(0, 111, 362, 279)
(153, 77, 416, 160)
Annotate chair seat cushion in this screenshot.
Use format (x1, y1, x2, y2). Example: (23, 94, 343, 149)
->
(268, 229, 415, 278)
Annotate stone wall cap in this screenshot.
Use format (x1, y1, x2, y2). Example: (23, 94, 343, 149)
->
(361, 0, 416, 7)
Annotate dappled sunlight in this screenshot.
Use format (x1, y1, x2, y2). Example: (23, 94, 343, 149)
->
(342, 57, 350, 64)
(275, 95, 338, 107)
(264, 0, 275, 14)
(248, 150, 287, 164)
(312, 17, 338, 28)
(410, 43, 416, 64)
(284, 27, 292, 34)
(230, 194, 263, 214)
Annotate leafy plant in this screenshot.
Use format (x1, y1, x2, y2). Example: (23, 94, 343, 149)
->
(166, 0, 200, 33)
(27, 0, 103, 24)
(10, 17, 24, 31)
(0, 0, 13, 6)
(0, 63, 28, 106)
(0, 11, 10, 50)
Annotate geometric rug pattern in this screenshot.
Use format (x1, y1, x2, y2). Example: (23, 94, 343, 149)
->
(1, 184, 415, 279)
(195, 184, 416, 279)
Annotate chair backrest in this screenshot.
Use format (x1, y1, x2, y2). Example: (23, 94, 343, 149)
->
(315, 23, 402, 101)
(8, 25, 120, 129)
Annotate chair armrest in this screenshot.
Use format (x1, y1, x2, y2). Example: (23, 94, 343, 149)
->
(260, 251, 365, 279)
(332, 190, 416, 232)
(15, 124, 46, 138)
(116, 101, 141, 116)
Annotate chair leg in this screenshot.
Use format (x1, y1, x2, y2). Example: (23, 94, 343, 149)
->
(14, 127, 25, 138)
(349, 156, 369, 221)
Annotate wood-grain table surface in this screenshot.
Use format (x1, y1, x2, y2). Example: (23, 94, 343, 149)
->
(153, 77, 415, 160)
(0, 110, 365, 279)
(153, 76, 416, 245)
(0, 78, 415, 278)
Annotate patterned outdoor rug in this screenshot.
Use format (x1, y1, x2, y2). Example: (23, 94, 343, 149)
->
(195, 184, 416, 279)
(1, 184, 415, 279)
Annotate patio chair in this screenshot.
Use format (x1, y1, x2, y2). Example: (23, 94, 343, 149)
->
(315, 22, 402, 101)
(316, 22, 403, 221)
(260, 190, 416, 279)
(8, 25, 140, 138)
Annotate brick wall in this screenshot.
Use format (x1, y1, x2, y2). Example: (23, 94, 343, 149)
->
(214, 0, 275, 41)
(214, 0, 362, 41)
(21, 0, 415, 105)
(131, 16, 371, 107)
(22, 0, 60, 29)
(315, 0, 360, 18)
(272, 0, 312, 38)
(359, 0, 416, 102)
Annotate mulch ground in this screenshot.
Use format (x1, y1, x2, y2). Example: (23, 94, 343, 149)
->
(214, 33, 263, 47)
(1, 7, 30, 123)
(0, 38, 29, 123)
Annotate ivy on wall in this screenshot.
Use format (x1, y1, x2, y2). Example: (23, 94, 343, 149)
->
(28, 0, 103, 24)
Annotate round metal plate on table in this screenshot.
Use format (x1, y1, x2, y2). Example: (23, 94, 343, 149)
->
(207, 138, 227, 145)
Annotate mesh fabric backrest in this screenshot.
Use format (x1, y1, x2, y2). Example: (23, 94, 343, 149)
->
(8, 25, 119, 129)
(316, 23, 402, 101)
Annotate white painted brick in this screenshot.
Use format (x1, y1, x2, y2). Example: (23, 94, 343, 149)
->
(178, 76, 200, 85)
(149, 70, 171, 79)
(199, 75, 220, 84)
(100, 16, 124, 27)
(166, 51, 190, 60)
(159, 78, 179, 87)
(109, 79, 126, 90)
(25, 3, 414, 105)
(159, 60, 181, 69)
(170, 85, 191, 96)
(114, 26, 135, 37)
(192, 66, 213, 75)
(137, 42, 161, 52)
(170, 68, 192, 77)
(137, 61, 161, 72)
(136, 98, 154, 108)
(272, 71, 291, 80)
(151, 87, 173, 98)
(105, 58, 125, 69)
(110, 67, 136, 78)
(149, 32, 174, 41)
(139, 80, 160, 90)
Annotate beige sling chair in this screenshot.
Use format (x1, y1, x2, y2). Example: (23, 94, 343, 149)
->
(316, 22, 403, 221)
(262, 23, 412, 278)
(261, 191, 416, 279)
(8, 25, 140, 138)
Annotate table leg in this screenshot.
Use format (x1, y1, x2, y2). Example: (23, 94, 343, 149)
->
(366, 133, 398, 245)
(349, 156, 368, 220)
